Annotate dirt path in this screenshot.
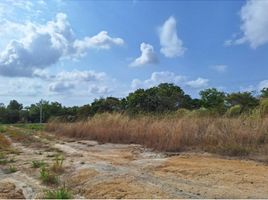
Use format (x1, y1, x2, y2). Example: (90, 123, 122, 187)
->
(1, 127, 268, 199)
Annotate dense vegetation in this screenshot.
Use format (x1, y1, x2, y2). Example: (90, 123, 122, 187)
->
(1, 83, 268, 124)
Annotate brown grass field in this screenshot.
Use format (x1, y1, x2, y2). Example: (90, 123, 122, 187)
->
(46, 113, 268, 158)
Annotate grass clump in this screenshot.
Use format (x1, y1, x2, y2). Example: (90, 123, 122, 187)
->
(44, 186, 72, 199)
(5, 165, 17, 174)
(51, 155, 64, 174)
(32, 160, 46, 168)
(40, 166, 58, 185)
(0, 153, 15, 165)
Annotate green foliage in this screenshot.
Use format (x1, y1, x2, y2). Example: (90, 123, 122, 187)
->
(40, 166, 58, 185)
(260, 88, 268, 98)
(127, 83, 190, 113)
(200, 88, 226, 114)
(226, 92, 259, 113)
(226, 105, 242, 117)
(188, 107, 212, 117)
(175, 108, 190, 118)
(0, 83, 266, 123)
(14, 123, 44, 131)
(32, 160, 46, 168)
(44, 187, 72, 199)
(0, 125, 6, 133)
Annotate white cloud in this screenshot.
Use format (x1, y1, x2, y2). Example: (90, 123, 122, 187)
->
(211, 65, 227, 73)
(49, 82, 75, 93)
(258, 80, 268, 90)
(131, 71, 186, 89)
(226, 0, 268, 48)
(186, 77, 209, 89)
(48, 70, 107, 93)
(0, 13, 124, 77)
(54, 70, 106, 82)
(130, 42, 158, 67)
(73, 31, 124, 53)
(89, 85, 109, 94)
(159, 16, 186, 58)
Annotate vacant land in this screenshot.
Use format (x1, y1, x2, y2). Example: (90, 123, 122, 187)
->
(0, 124, 268, 199)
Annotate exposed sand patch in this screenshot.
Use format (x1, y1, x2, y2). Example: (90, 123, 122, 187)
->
(154, 153, 268, 198)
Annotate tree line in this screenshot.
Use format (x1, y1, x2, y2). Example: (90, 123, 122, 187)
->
(1, 83, 268, 124)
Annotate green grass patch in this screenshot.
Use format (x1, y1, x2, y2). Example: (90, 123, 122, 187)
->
(44, 187, 72, 199)
(13, 123, 44, 131)
(0, 125, 7, 133)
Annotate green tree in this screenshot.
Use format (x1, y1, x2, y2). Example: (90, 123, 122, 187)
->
(126, 83, 190, 113)
(226, 92, 258, 113)
(7, 100, 23, 111)
(90, 97, 121, 115)
(200, 88, 226, 114)
(260, 88, 268, 98)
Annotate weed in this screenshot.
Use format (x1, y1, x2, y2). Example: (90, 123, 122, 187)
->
(32, 160, 46, 168)
(40, 166, 58, 185)
(51, 155, 64, 173)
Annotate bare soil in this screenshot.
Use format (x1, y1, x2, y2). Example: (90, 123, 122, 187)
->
(0, 126, 268, 199)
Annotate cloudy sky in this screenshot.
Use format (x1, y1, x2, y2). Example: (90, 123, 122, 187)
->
(0, 0, 267, 106)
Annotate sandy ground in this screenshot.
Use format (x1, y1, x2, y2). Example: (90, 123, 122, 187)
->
(0, 127, 268, 199)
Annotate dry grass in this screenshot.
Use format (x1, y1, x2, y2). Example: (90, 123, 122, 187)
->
(46, 113, 268, 157)
(0, 134, 11, 150)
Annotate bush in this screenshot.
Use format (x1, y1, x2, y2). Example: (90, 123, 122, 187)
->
(226, 105, 242, 117)
(188, 107, 212, 117)
(175, 109, 190, 118)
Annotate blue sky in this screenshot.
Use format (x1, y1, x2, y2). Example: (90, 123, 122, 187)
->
(0, 0, 267, 106)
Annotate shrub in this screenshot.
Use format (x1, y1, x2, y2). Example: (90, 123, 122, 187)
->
(187, 107, 212, 117)
(175, 109, 190, 118)
(226, 105, 242, 117)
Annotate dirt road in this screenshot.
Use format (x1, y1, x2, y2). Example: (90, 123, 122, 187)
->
(1, 127, 268, 199)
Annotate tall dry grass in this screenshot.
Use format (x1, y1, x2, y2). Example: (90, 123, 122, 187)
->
(46, 113, 268, 156)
